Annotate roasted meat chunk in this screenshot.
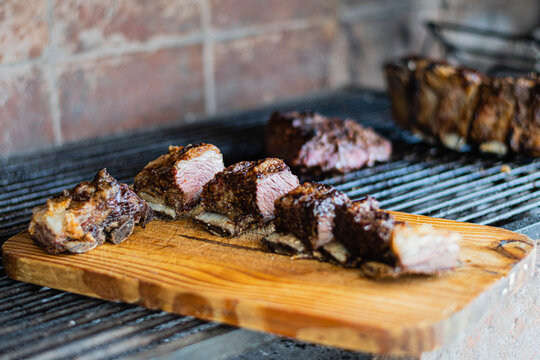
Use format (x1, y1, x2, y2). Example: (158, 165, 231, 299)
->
(265, 111, 392, 175)
(469, 77, 516, 154)
(29, 169, 153, 254)
(334, 197, 461, 276)
(415, 62, 482, 150)
(197, 158, 300, 236)
(509, 75, 537, 154)
(134, 143, 224, 219)
(273, 182, 349, 251)
(385, 55, 540, 157)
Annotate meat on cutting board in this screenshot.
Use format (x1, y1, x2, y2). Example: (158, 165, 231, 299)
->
(134, 143, 224, 219)
(29, 169, 153, 254)
(196, 158, 300, 237)
(334, 197, 461, 277)
(264, 184, 461, 277)
(265, 111, 392, 176)
(266, 182, 349, 258)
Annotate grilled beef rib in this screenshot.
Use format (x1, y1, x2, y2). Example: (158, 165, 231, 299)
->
(266, 111, 392, 175)
(384, 56, 540, 156)
(134, 143, 224, 219)
(196, 158, 299, 236)
(334, 197, 461, 276)
(29, 169, 153, 254)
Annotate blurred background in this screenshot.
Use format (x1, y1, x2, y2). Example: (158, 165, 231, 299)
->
(1, 0, 539, 157)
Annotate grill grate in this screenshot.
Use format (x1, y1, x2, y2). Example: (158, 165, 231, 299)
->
(1, 88, 539, 359)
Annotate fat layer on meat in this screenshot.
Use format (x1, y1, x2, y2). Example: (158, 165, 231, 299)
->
(29, 169, 153, 254)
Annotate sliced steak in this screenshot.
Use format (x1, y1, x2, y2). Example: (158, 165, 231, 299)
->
(29, 169, 153, 254)
(273, 182, 349, 250)
(134, 143, 224, 219)
(265, 111, 392, 176)
(469, 77, 516, 155)
(334, 197, 461, 276)
(197, 158, 299, 236)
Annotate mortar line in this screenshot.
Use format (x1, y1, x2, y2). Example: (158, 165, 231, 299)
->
(44, 0, 62, 145)
(201, 0, 216, 115)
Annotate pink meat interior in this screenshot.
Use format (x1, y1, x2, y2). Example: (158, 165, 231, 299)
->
(257, 171, 299, 221)
(175, 150, 224, 203)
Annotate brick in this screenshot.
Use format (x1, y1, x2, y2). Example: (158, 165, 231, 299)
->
(214, 29, 331, 111)
(0, 66, 55, 155)
(0, 0, 48, 64)
(211, 0, 334, 29)
(54, 0, 201, 55)
(58, 46, 205, 143)
(343, 16, 412, 89)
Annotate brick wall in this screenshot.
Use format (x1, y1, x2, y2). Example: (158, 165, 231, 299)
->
(1, 0, 538, 156)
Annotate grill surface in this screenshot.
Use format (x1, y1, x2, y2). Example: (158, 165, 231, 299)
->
(1, 88, 539, 359)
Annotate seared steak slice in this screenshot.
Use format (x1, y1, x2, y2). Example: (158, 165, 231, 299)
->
(415, 62, 482, 150)
(134, 143, 224, 219)
(29, 169, 153, 254)
(334, 197, 461, 275)
(273, 182, 349, 250)
(266, 111, 392, 175)
(197, 158, 299, 236)
(469, 77, 516, 154)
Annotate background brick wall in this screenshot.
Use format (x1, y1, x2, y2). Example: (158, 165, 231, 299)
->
(1, 0, 538, 156)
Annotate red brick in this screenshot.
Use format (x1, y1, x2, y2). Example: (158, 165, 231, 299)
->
(58, 46, 205, 143)
(345, 17, 413, 89)
(211, 0, 334, 29)
(54, 0, 201, 55)
(0, 0, 48, 64)
(0, 66, 55, 155)
(214, 29, 331, 111)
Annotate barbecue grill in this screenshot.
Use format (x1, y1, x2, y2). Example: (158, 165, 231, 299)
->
(1, 87, 538, 359)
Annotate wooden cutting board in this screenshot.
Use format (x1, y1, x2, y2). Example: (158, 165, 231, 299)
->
(2, 212, 536, 356)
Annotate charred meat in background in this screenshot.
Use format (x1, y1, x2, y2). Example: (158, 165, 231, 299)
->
(271, 183, 349, 253)
(29, 169, 153, 254)
(416, 62, 482, 150)
(197, 158, 299, 237)
(383, 56, 540, 156)
(134, 143, 224, 219)
(265, 111, 392, 176)
(469, 77, 516, 155)
(509, 75, 537, 154)
(334, 197, 461, 277)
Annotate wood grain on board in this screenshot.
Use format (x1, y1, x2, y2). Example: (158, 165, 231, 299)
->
(2, 211, 536, 356)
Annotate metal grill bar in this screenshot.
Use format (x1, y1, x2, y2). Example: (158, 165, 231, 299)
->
(0, 88, 539, 359)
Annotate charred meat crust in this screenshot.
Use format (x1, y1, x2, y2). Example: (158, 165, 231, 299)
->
(29, 169, 153, 254)
(266, 111, 392, 175)
(273, 182, 349, 250)
(134, 143, 224, 219)
(384, 56, 540, 156)
(333, 197, 398, 265)
(199, 158, 300, 235)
